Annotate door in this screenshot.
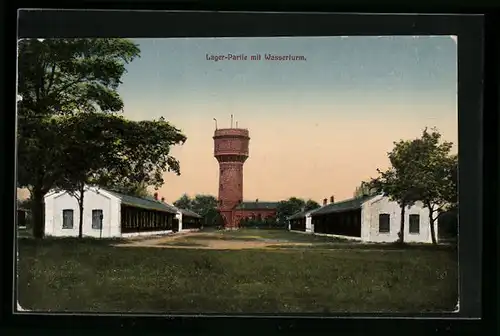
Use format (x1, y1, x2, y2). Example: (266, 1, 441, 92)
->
(92, 210, 104, 237)
(172, 218, 179, 232)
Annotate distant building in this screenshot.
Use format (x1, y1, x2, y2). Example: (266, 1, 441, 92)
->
(213, 126, 278, 228)
(233, 200, 279, 227)
(44, 186, 202, 238)
(288, 194, 436, 243)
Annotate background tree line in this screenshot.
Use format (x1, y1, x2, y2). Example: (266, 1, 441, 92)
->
(172, 195, 321, 229)
(17, 38, 187, 239)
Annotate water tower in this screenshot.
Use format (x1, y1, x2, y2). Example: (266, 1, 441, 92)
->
(213, 117, 250, 229)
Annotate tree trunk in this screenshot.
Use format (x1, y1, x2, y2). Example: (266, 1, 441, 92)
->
(425, 203, 438, 245)
(429, 215, 437, 245)
(398, 204, 406, 244)
(428, 207, 437, 245)
(78, 187, 85, 239)
(31, 188, 46, 239)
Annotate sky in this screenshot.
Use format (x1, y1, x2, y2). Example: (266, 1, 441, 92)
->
(20, 35, 459, 203)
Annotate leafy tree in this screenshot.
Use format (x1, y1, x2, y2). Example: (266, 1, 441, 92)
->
(276, 197, 319, 226)
(368, 127, 457, 245)
(95, 117, 187, 191)
(173, 194, 221, 227)
(399, 129, 458, 244)
(17, 38, 140, 239)
(173, 194, 193, 210)
(368, 143, 421, 245)
(17, 115, 70, 238)
(110, 181, 151, 198)
(305, 199, 321, 211)
(353, 181, 378, 198)
(53, 113, 119, 238)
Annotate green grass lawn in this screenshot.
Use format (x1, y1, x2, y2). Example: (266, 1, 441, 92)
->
(17, 227, 33, 238)
(159, 241, 207, 247)
(17, 235, 458, 314)
(213, 228, 355, 243)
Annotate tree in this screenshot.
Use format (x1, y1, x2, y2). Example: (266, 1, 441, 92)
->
(368, 141, 422, 245)
(276, 197, 308, 227)
(368, 127, 457, 245)
(17, 115, 69, 238)
(110, 181, 151, 198)
(53, 113, 118, 239)
(93, 116, 187, 191)
(191, 195, 219, 227)
(305, 199, 321, 211)
(353, 181, 378, 198)
(399, 129, 458, 244)
(173, 194, 221, 227)
(17, 38, 141, 239)
(54, 113, 186, 238)
(173, 194, 193, 210)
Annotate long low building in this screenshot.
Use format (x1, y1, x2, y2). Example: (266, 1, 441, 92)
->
(44, 186, 202, 238)
(288, 194, 436, 243)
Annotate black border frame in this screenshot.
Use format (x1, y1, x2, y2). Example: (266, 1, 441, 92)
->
(3, 9, 489, 334)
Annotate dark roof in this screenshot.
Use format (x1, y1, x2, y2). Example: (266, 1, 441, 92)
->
(235, 201, 279, 210)
(311, 195, 379, 216)
(104, 190, 178, 214)
(178, 208, 202, 218)
(288, 209, 310, 220)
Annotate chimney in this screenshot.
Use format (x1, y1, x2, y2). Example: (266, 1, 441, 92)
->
(330, 196, 335, 204)
(161, 197, 165, 202)
(153, 192, 158, 200)
(323, 198, 327, 206)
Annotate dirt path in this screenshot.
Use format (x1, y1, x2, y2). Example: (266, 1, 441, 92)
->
(113, 231, 314, 250)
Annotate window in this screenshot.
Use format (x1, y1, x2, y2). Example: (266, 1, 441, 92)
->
(92, 209, 103, 230)
(378, 214, 390, 233)
(62, 209, 74, 229)
(409, 214, 420, 234)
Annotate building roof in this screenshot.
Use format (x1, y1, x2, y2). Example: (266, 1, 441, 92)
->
(178, 208, 202, 218)
(311, 195, 379, 217)
(288, 209, 310, 220)
(235, 201, 279, 210)
(105, 190, 179, 214)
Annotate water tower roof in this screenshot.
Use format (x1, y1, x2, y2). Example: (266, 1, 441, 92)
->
(213, 128, 249, 138)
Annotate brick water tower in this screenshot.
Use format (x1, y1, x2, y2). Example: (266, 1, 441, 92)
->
(213, 117, 250, 229)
